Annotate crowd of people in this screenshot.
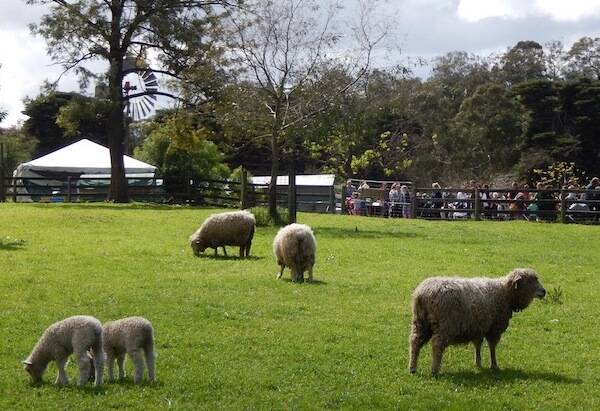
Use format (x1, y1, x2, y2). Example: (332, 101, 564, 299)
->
(344, 177, 600, 222)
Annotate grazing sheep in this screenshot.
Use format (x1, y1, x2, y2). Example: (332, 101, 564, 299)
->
(409, 268, 546, 375)
(23, 315, 104, 386)
(190, 210, 256, 258)
(103, 316, 155, 383)
(273, 223, 316, 282)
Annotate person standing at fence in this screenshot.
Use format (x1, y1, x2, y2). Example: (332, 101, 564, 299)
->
(344, 179, 356, 214)
(584, 177, 600, 216)
(388, 182, 401, 217)
(400, 185, 411, 218)
(431, 182, 443, 218)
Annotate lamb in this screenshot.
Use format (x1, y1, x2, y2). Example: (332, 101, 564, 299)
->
(273, 223, 317, 282)
(189, 210, 256, 258)
(408, 268, 546, 375)
(23, 315, 104, 386)
(102, 316, 155, 384)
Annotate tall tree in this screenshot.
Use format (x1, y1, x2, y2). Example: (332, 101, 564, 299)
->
(28, 0, 237, 202)
(225, 0, 387, 218)
(495, 40, 547, 86)
(564, 37, 600, 80)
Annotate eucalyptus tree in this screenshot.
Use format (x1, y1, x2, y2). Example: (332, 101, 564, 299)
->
(27, 0, 238, 201)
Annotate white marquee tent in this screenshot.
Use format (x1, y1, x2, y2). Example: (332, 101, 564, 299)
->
(13, 139, 157, 201)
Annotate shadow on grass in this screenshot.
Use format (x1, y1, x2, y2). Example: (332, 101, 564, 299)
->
(0, 237, 26, 251)
(29, 203, 185, 212)
(440, 368, 582, 385)
(314, 226, 418, 239)
(196, 254, 265, 261)
(278, 278, 327, 285)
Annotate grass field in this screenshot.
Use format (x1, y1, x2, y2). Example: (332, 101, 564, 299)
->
(1, 203, 599, 410)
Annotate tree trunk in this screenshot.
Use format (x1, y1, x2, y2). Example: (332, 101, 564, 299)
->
(268, 132, 279, 220)
(106, 4, 128, 203)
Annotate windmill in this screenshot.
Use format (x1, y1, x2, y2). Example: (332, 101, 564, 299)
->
(122, 54, 159, 121)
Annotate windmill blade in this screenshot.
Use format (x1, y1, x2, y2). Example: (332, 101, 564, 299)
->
(142, 70, 157, 81)
(139, 102, 148, 118)
(143, 96, 156, 107)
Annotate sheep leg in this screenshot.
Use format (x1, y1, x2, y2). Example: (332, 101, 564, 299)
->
(106, 353, 116, 382)
(117, 354, 126, 380)
(276, 265, 284, 279)
(409, 327, 431, 373)
(487, 336, 501, 371)
(129, 350, 145, 384)
(55, 357, 69, 385)
(474, 339, 483, 368)
(92, 351, 104, 387)
(145, 343, 156, 382)
(245, 240, 252, 257)
(214, 248, 218, 256)
(76, 352, 92, 386)
(308, 266, 312, 282)
(239, 246, 244, 258)
(430, 335, 447, 376)
(222, 246, 227, 256)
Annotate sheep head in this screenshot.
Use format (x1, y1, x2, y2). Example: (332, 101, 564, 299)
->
(190, 239, 206, 256)
(22, 360, 45, 384)
(506, 268, 546, 312)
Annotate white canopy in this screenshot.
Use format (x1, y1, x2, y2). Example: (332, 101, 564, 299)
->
(14, 139, 156, 176)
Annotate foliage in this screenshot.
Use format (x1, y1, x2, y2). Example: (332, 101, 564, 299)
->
(543, 286, 564, 305)
(249, 206, 289, 226)
(531, 162, 585, 187)
(134, 113, 230, 193)
(0, 203, 597, 410)
(0, 128, 38, 173)
(22, 91, 81, 156)
(55, 95, 111, 145)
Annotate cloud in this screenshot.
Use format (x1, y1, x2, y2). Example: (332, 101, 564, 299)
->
(457, 0, 600, 22)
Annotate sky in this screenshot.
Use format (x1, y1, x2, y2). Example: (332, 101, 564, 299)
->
(1, 0, 600, 127)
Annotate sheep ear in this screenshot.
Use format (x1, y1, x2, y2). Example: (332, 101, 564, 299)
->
(22, 360, 32, 370)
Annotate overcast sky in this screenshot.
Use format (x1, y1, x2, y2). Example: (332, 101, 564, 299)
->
(1, 0, 600, 126)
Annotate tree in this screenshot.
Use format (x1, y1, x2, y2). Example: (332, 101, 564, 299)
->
(447, 83, 524, 178)
(56, 95, 111, 145)
(22, 91, 80, 156)
(564, 37, 600, 80)
(0, 128, 37, 174)
(225, 0, 387, 218)
(134, 112, 230, 194)
(495, 41, 547, 86)
(28, 0, 238, 202)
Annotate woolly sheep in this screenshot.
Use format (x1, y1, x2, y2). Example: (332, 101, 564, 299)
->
(190, 210, 256, 258)
(409, 268, 546, 375)
(23, 315, 104, 386)
(102, 316, 155, 384)
(273, 223, 317, 282)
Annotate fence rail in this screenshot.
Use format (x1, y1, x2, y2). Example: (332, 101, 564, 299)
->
(3, 174, 600, 224)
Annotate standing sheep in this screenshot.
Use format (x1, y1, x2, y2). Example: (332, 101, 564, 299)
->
(409, 268, 546, 375)
(102, 316, 155, 384)
(190, 210, 256, 258)
(23, 315, 104, 386)
(273, 223, 316, 282)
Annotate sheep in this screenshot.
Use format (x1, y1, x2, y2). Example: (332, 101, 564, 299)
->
(102, 316, 155, 384)
(408, 268, 546, 375)
(273, 223, 317, 282)
(189, 210, 256, 258)
(23, 315, 104, 386)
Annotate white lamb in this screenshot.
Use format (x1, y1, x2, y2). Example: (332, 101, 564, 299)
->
(23, 315, 104, 386)
(189, 210, 256, 257)
(102, 316, 155, 383)
(273, 223, 317, 282)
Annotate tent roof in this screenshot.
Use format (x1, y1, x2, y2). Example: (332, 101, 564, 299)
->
(250, 174, 335, 186)
(17, 139, 156, 174)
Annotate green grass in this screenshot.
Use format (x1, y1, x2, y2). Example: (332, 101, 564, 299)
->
(1, 203, 599, 410)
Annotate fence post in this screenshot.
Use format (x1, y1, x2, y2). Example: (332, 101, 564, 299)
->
(240, 167, 248, 209)
(0, 143, 5, 202)
(410, 183, 417, 218)
(329, 185, 336, 214)
(473, 188, 480, 220)
(12, 177, 17, 203)
(340, 184, 346, 214)
(560, 189, 566, 224)
(67, 176, 72, 203)
(186, 175, 192, 204)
